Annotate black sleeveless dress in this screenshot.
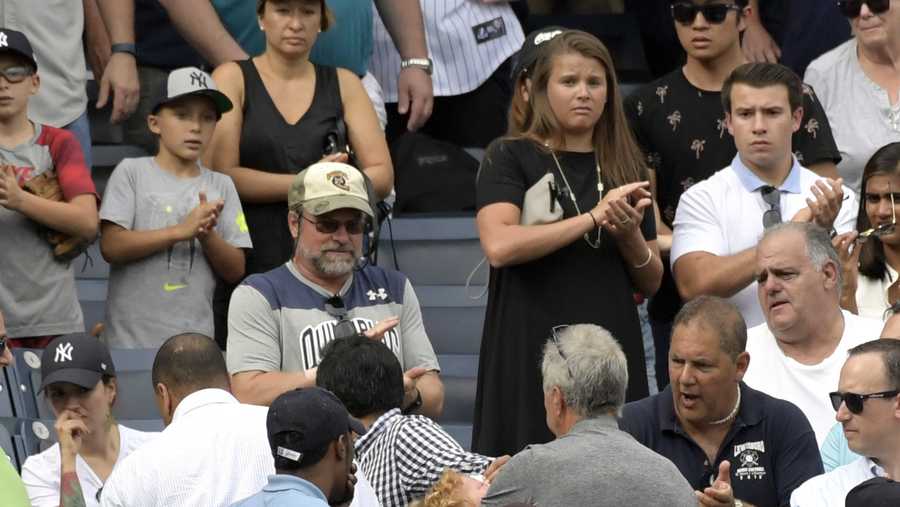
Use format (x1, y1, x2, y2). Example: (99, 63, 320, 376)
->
(214, 61, 344, 347)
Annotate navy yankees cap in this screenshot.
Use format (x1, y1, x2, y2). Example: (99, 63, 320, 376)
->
(153, 66, 233, 117)
(40, 334, 116, 391)
(267, 387, 366, 462)
(0, 28, 37, 70)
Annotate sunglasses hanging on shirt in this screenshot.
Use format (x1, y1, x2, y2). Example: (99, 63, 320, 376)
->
(324, 296, 360, 340)
(760, 185, 782, 229)
(670, 2, 743, 24)
(837, 0, 891, 18)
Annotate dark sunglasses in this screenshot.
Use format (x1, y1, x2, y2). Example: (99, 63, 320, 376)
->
(671, 2, 742, 24)
(837, 0, 891, 18)
(761, 185, 782, 229)
(829, 390, 900, 414)
(324, 296, 359, 339)
(302, 215, 366, 235)
(0, 65, 33, 84)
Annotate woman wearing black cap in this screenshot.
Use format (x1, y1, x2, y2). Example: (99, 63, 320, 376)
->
(19, 335, 156, 507)
(473, 30, 662, 456)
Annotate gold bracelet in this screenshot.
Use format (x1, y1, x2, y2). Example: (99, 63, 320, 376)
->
(633, 247, 653, 269)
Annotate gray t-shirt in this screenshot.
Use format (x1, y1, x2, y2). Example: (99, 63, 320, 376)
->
(805, 38, 900, 194)
(227, 261, 439, 374)
(481, 416, 697, 507)
(99, 157, 251, 348)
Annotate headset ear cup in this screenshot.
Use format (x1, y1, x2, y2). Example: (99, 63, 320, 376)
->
(356, 167, 381, 261)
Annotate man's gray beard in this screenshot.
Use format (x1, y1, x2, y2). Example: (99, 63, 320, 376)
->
(301, 244, 357, 277)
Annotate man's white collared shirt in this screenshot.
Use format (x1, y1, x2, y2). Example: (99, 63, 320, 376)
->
(671, 155, 858, 327)
(99, 389, 273, 507)
(790, 457, 885, 506)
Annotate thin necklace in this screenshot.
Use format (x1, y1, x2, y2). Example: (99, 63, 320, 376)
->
(709, 386, 741, 425)
(549, 148, 603, 249)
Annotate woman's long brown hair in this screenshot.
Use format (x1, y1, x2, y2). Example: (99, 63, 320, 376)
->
(516, 30, 647, 188)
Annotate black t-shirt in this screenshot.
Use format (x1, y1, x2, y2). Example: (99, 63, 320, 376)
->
(135, 0, 205, 69)
(625, 68, 841, 320)
(471, 138, 654, 456)
(619, 383, 824, 507)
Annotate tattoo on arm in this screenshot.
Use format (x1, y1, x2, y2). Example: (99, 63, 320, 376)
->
(60, 471, 87, 507)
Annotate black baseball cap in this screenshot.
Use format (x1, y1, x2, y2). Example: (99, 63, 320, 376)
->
(510, 25, 568, 80)
(40, 335, 116, 391)
(267, 387, 366, 462)
(0, 28, 38, 70)
(846, 477, 900, 507)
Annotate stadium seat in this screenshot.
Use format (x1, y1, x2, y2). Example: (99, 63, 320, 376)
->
(1, 368, 16, 418)
(0, 417, 19, 471)
(7, 349, 42, 418)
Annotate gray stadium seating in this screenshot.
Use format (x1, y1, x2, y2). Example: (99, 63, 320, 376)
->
(1, 368, 16, 418)
(0, 417, 18, 470)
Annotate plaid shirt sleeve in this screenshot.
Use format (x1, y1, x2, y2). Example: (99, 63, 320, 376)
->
(395, 416, 492, 499)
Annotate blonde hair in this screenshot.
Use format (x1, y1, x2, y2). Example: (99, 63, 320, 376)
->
(409, 470, 478, 507)
(519, 30, 647, 188)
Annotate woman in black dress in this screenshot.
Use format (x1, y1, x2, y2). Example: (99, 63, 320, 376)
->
(472, 30, 662, 456)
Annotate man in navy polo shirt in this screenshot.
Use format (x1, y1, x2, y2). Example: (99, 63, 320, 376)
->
(620, 295, 823, 506)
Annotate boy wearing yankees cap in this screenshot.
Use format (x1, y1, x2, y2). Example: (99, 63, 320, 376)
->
(98, 67, 252, 349)
(0, 28, 99, 349)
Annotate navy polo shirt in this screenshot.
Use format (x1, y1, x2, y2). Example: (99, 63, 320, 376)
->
(619, 382, 823, 507)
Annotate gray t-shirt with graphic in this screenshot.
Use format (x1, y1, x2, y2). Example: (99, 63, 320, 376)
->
(99, 157, 252, 348)
(227, 261, 439, 374)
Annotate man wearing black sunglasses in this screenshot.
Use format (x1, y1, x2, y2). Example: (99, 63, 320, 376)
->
(626, 0, 842, 388)
(227, 161, 443, 418)
(790, 339, 900, 506)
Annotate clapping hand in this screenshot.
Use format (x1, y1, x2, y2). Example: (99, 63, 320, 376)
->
(696, 460, 736, 507)
(180, 191, 223, 240)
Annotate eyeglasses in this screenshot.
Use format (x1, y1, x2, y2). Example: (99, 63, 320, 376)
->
(859, 187, 897, 242)
(324, 296, 359, 340)
(837, 0, 890, 18)
(761, 186, 782, 229)
(0, 66, 33, 84)
(550, 325, 576, 379)
(302, 215, 365, 235)
(671, 2, 742, 24)
(829, 390, 900, 414)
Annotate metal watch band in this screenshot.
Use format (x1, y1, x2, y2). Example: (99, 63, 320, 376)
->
(400, 57, 433, 75)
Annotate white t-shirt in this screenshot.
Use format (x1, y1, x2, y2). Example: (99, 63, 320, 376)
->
(20, 424, 157, 507)
(671, 155, 858, 328)
(790, 457, 885, 507)
(743, 310, 883, 446)
(855, 264, 897, 321)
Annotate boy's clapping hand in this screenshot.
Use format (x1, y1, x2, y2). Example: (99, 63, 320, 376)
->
(179, 191, 224, 240)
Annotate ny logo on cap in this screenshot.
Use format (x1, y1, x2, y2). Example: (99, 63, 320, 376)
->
(190, 71, 208, 89)
(0, 32, 8, 48)
(54, 342, 74, 363)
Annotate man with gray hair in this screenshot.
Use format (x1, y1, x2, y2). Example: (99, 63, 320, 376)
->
(480, 324, 697, 507)
(744, 222, 883, 446)
(621, 296, 823, 507)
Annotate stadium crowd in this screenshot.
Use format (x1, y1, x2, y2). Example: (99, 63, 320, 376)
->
(2, 0, 900, 505)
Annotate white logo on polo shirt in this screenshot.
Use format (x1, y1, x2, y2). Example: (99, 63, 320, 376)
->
(54, 342, 74, 363)
(733, 441, 766, 481)
(366, 288, 388, 301)
(0, 33, 7, 48)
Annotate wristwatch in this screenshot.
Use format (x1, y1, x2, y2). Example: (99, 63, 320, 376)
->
(111, 43, 137, 57)
(401, 387, 423, 414)
(400, 57, 433, 76)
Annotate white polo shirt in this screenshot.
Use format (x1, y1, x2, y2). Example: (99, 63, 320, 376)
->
(855, 264, 897, 321)
(790, 456, 885, 507)
(743, 310, 883, 446)
(671, 155, 858, 327)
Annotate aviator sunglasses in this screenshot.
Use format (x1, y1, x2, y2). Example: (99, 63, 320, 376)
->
(829, 390, 900, 414)
(671, 2, 743, 24)
(838, 0, 891, 18)
(0, 65, 33, 84)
